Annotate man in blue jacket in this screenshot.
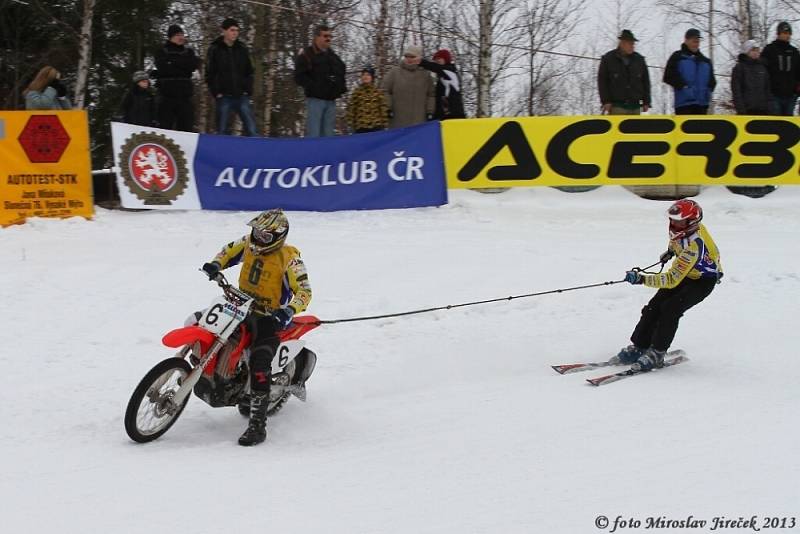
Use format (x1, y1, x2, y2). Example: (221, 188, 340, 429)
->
(663, 29, 717, 114)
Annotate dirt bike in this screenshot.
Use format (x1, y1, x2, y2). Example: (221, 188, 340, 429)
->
(124, 273, 319, 443)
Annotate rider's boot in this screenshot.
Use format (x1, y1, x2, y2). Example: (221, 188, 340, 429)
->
(238, 392, 268, 446)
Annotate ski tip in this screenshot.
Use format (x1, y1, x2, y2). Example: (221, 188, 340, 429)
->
(586, 377, 604, 386)
(551, 365, 567, 375)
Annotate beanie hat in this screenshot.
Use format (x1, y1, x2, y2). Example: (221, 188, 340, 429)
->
(403, 45, 423, 58)
(777, 21, 792, 34)
(167, 24, 184, 39)
(221, 18, 239, 30)
(132, 71, 149, 83)
(361, 65, 376, 78)
(740, 40, 759, 55)
(685, 28, 702, 39)
(432, 49, 453, 63)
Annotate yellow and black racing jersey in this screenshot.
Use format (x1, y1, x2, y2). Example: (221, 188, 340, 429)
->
(643, 224, 722, 289)
(211, 235, 312, 315)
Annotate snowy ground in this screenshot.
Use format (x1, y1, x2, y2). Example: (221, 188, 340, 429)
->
(1, 186, 797, 533)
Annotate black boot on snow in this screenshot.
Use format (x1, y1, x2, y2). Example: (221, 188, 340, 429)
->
(237, 397, 250, 417)
(238, 393, 268, 446)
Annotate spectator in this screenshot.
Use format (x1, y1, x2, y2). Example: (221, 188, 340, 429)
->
(346, 66, 388, 133)
(205, 18, 257, 136)
(23, 66, 71, 110)
(729, 40, 776, 198)
(731, 40, 771, 115)
(597, 29, 651, 115)
(761, 21, 800, 116)
(294, 25, 347, 137)
(419, 49, 466, 120)
(663, 29, 716, 114)
(119, 71, 158, 127)
(153, 24, 201, 131)
(381, 46, 435, 129)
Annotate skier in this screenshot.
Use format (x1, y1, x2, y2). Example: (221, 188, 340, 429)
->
(201, 209, 312, 446)
(615, 199, 722, 372)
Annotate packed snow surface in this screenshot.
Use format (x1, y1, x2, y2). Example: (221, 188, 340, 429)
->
(2, 187, 797, 533)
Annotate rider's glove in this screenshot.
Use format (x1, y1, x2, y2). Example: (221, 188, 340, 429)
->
(271, 307, 295, 329)
(659, 250, 675, 264)
(202, 261, 221, 280)
(624, 270, 643, 285)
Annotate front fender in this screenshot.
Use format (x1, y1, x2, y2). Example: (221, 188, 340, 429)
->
(162, 326, 216, 353)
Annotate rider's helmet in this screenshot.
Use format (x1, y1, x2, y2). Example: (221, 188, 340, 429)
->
(667, 199, 702, 240)
(247, 208, 288, 255)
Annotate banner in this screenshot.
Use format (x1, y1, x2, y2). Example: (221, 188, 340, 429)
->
(0, 111, 93, 226)
(442, 115, 800, 188)
(112, 122, 447, 211)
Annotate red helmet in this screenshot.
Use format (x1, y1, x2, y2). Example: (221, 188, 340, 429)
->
(667, 199, 702, 240)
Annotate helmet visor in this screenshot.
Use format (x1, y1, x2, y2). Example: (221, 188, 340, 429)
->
(252, 227, 276, 245)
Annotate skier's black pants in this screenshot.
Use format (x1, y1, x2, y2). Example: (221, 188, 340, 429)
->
(246, 313, 280, 393)
(630, 277, 716, 351)
(158, 96, 194, 132)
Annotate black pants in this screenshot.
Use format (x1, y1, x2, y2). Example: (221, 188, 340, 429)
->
(675, 105, 709, 115)
(630, 277, 716, 351)
(246, 314, 279, 393)
(158, 96, 194, 132)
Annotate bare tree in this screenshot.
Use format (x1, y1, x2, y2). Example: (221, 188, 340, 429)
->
(74, 0, 97, 108)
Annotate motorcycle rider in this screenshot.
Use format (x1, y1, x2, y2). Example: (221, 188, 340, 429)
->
(201, 209, 312, 446)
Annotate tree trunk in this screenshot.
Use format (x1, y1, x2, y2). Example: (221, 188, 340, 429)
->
(374, 0, 390, 78)
(263, 4, 279, 136)
(477, 0, 493, 118)
(74, 0, 97, 109)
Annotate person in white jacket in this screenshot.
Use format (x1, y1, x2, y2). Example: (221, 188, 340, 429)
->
(24, 66, 72, 110)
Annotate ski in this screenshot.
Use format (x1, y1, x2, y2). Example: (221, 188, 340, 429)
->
(585, 354, 689, 386)
(551, 349, 686, 375)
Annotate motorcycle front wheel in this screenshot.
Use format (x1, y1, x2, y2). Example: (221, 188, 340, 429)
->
(125, 357, 192, 443)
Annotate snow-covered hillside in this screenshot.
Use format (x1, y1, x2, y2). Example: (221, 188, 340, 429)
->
(2, 187, 797, 533)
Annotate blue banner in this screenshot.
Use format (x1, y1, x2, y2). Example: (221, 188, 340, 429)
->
(193, 122, 447, 211)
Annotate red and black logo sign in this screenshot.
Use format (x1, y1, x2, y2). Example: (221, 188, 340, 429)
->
(18, 115, 71, 163)
(118, 132, 189, 205)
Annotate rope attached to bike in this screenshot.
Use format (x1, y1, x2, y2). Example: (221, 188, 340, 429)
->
(313, 260, 666, 326)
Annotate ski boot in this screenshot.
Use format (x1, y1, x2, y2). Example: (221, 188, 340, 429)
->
(238, 392, 268, 446)
(610, 344, 645, 365)
(631, 347, 666, 372)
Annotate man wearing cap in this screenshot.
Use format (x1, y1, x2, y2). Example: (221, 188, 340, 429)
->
(598, 29, 651, 115)
(731, 40, 771, 115)
(663, 29, 716, 114)
(420, 49, 466, 120)
(119, 71, 158, 127)
(761, 21, 800, 115)
(206, 18, 257, 136)
(381, 46, 435, 129)
(153, 24, 201, 131)
(294, 25, 347, 137)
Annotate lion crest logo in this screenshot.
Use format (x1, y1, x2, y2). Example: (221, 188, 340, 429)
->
(119, 132, 189, 205)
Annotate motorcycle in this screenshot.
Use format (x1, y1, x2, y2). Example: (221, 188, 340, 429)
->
(124, 273, 320, 443)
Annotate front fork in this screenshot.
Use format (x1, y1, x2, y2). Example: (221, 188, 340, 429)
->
(171, 339, 225, 407)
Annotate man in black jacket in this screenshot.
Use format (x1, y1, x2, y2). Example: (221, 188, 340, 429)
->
(598, 30, 651, 115)
(153, 25, 200, 132)
(294, 25, 347, 137)
(761, 21, 800, 116)
(206, 18, 257, 136)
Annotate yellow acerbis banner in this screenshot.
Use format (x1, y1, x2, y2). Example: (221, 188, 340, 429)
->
(442, 115, 800, 188)
(0, 110, 93, 226)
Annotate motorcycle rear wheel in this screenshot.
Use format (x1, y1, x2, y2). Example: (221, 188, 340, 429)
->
(125, 357, 192, 443)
